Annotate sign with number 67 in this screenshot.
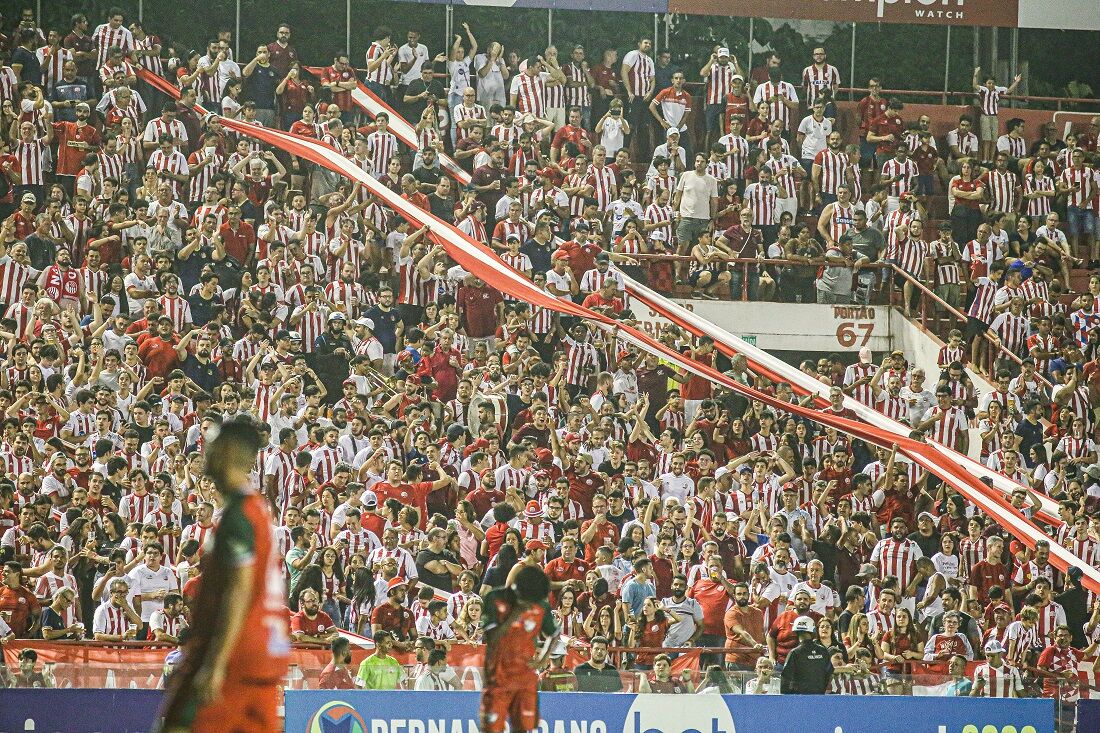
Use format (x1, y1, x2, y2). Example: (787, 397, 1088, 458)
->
(836, 321, 875, 348)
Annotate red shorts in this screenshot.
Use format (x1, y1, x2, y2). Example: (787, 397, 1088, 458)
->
(480, 686, 539, 733)
(191, 680, 279, 733)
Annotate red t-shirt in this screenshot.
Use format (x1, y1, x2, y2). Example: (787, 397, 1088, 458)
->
(767, 608, 822, 663)
(688, 578, 734, 636)
(580, 517, 619, 563)
(870, 113, 904, 155)
(219, 221, 256, 263)
(321, 65, 357, 111)
(458, 285, 503, 338)
(291, 609, 336, 637)
(137, 335, 180, 380)
(373, 481, 434, 529)
(52, 121, 101, 177)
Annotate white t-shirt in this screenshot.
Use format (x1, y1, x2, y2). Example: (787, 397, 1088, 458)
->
(797, 115, 832, 160)
(127, 563, 179, 621)
(123, 272, 158, 315)
(658, 472, 695, 503)
(398, 43, 430, 86)
(599, 117, 627, 157)
(473, 54, 506, 97)
(675, 171, 719, 220)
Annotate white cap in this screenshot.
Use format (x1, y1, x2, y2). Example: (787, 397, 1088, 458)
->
(983, 639, 1006, 655)
(714, 466, 730, 481)
(858, 346, 873, 363)
(355, 317, 374, 330)
(163, 435, 179, 448)
(717, 47, 730, 57)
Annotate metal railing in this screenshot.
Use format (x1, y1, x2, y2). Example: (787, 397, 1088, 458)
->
(838, 86, 1100, 112)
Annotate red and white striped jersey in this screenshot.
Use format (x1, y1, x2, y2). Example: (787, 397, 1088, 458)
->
(587, 166, 618, 211)
(997, 135, 1027, 160)
(826, 203, 856, 244)
(967, 276, 998, 322)
(1005, 620, 1040, 665)
(1059, 165, 1098, 209)
(0, 261, 33, 308)
(881, 157, 918, 198)
(146, 148, 190, 196)
(143, 118, 187, 147)
(453, 103, 487, 142)
(975, 86, 1006, 116)
(293, 304, 327, 353)
(843, 362, 877, 406)
(929, 239, 962, 285)
(764, 154, 800, 198)
(36, 46, 72, 89)
(396, 255, 434, 306)
(1067, 535, 1098, 565)
(366, 546, 417, 579)
(743, 182, 779, 226)
(922, 405, 968, 449)
(643, 203, 674, 245)
(92, 602, 132, 636)
(92, 24, 135, 68)
(984, 169, 1018, 213)
(752, 81, 798, 130)
(814, 149, 848, 195)
(157, 294, 193, 333)
(563, 336, 599, 386)
(563, 63, 591, 108)
(119, 491, 158, 524)
(366, 131, 399, 178)
(621, 50, 655, 98)
(801, 64, 840, 104)
(870, 537, 922, 593)
(364, 42, 394, 85)
(13, 138, 48, 186)
(513, 73, 546, 118)
(718, 134, 749, 180)
(98, 150, 127, 185)
(187, 151, 225, 202)
(705, 63, 737, 105)
(989, 311, 1030, 358)
(958, 537, 986, 579)
(133, 34, 163, 75)
(310, 445, 341, 485)
(494, 465, 530, 494)
(333, 527, 380, 564)
(1023, 175, 1054, 218)
(180, 522, 212, 556)
(883, 209, 915, 260)
(895, 237, 928, 277)
(867, 608, 894, 637)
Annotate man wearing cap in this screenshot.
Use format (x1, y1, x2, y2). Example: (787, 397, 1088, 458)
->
(516, 500, 554, 545)
(971, 638, 1023, 697)
(313, 311, 354, 397)
(779, 615, 832, 693)
(370, 578, 415, 645)
(699, 46, 743, 150)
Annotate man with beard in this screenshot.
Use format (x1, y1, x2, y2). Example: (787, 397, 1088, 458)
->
(37, 248, 83, 313)
(767, 588, 820, 665)
(312, 312, 355, 400)
(181, 333, 221, 395)
(662, 573, 704, 647)
(290, 588, 340, 646)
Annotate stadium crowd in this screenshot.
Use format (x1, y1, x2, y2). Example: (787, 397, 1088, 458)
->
(0, 4, 1097, 701)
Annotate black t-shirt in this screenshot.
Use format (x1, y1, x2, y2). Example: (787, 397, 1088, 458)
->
(428, 192, 456, 223)
(416, 548, 456, 592)
(183, 354, 222, 394)
(412, 165, 443, 190)
(12, 48, 41, 89)
(780, 640, 833, 694)
(907, 529, 940, 558)
(245, 64, 279, 108)
(574, 662, 624, 692)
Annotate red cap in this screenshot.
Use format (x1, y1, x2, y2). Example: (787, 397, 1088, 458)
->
(992, 602, 1011, 614)
(535, 448, 554, 466)
(525, 539, 549, 552)
(564, 433, 582, 443)
(386, 578, 407, 592)
(551, 249, 570, 261)
(534, 470, 550, 480)
(524, 500, 544, 518)
(1009, 540, 1026, 556)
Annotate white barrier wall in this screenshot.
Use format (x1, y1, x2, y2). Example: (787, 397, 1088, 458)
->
(637, 300, 892, 353)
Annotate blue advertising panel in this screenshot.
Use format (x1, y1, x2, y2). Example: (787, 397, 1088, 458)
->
(0, 689, 163, 733)
(286, 690, 1055, 733)
(1079, 699, 1100, 732)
